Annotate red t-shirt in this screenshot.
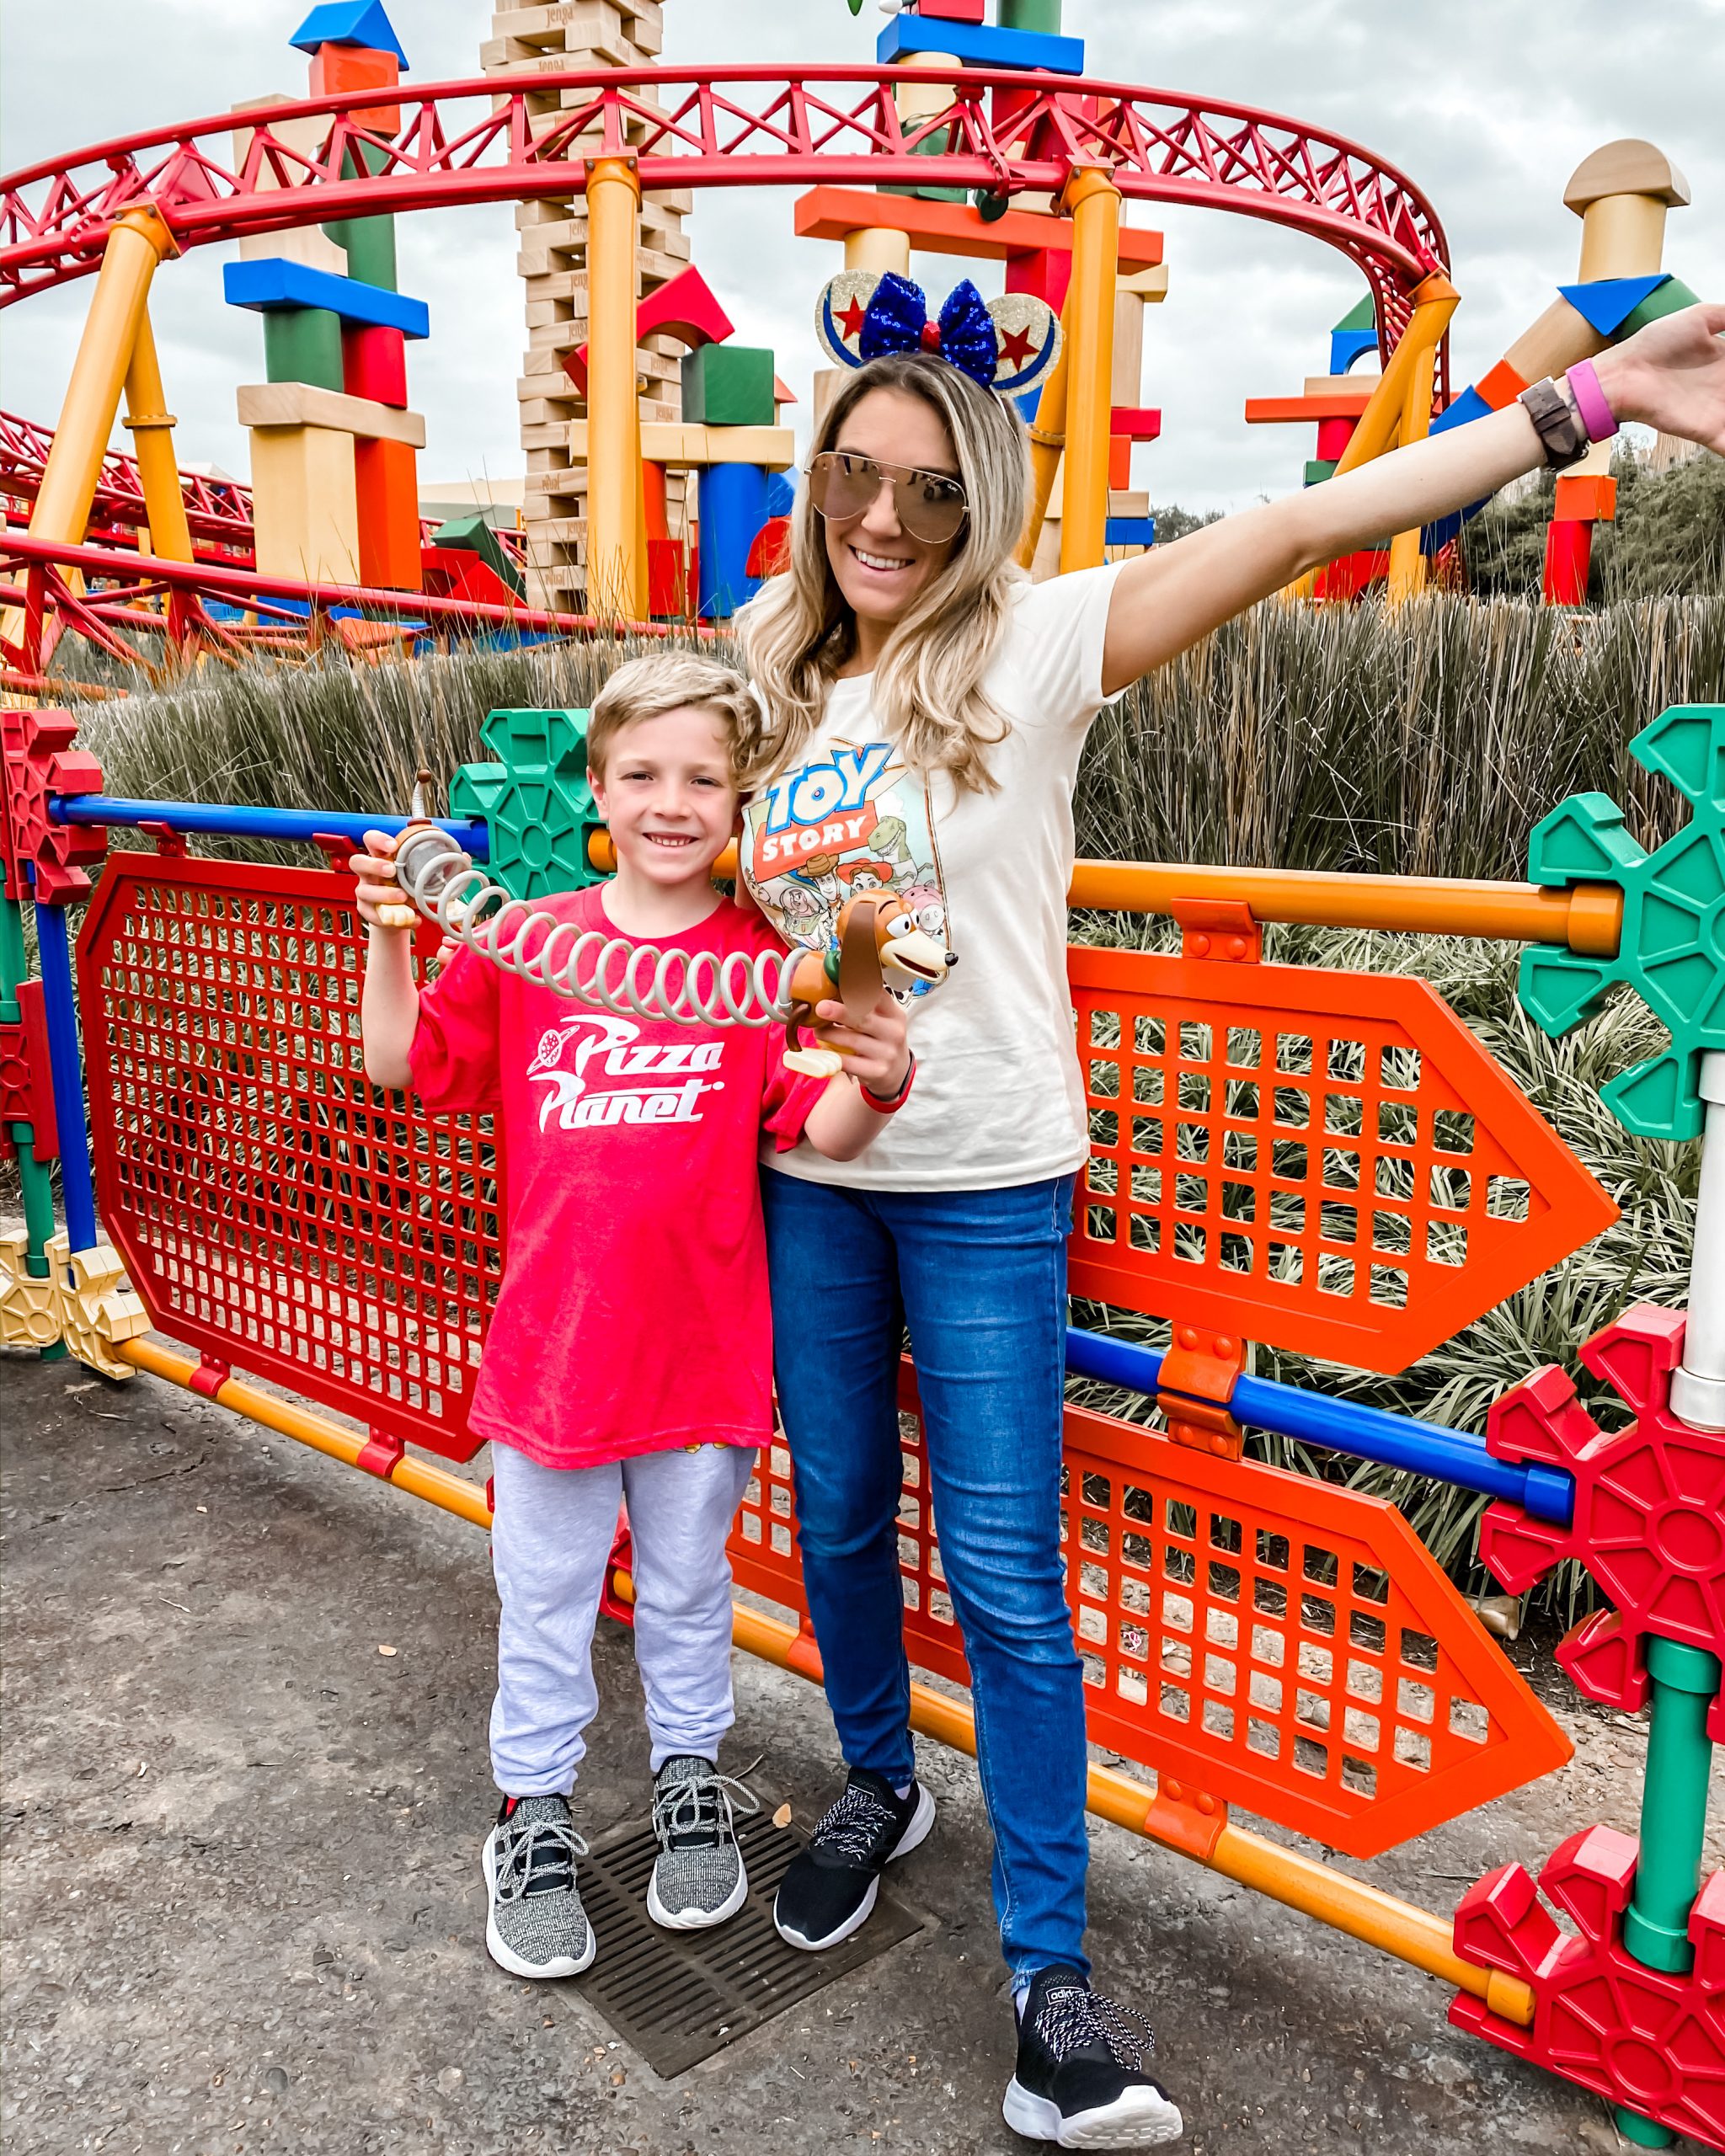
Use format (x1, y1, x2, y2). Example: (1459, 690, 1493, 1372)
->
(408, 884, 819, 1470)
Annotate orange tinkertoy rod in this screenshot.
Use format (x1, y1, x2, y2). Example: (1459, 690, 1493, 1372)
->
(120, 1333, 1535, 2031)
(585, 834, 1622, 955)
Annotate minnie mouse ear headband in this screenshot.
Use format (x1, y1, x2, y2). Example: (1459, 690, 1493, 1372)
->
(816, 270, 1063, 400)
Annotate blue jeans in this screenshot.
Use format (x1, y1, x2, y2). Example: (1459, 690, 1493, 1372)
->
(761, 1166, 1089, 1983)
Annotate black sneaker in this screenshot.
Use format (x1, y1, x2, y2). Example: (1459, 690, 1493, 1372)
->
(772, 1766, 935, 1952)
(1003, 1965, 1183, 2148)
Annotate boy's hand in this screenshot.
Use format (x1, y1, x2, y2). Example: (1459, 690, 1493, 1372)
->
(813, 992, 911, 1100)
(350, 829, 416, 931)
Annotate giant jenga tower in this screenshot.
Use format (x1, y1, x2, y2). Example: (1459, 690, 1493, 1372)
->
(482, 2, 693, 613)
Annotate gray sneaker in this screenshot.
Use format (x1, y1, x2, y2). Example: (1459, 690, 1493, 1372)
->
(646, 1756, 759, 1930)
(482, 1793, 595, 1978)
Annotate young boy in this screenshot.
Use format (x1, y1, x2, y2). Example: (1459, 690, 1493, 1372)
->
(353, 654, 912, 1977)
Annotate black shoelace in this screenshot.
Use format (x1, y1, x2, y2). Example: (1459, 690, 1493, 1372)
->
(1035, 1983, 1156, 2070)
(811, 1780, 903, 1865)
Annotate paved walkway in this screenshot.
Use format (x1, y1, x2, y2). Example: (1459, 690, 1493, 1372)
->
(3, 1350, 1692, 2156)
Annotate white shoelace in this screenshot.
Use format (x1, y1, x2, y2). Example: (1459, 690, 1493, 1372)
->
(495, 1814, 588, 1903)
(1037, 1983, 1156, 2068)
(812, 1780, 903, 1865)
(653, 1769, 760, 1851)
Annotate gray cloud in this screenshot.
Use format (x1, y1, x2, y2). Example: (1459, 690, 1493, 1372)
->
(2, 0, 1718, 510)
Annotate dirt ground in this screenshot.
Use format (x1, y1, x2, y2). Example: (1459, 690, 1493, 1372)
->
(3, 1348, 1716, 2156)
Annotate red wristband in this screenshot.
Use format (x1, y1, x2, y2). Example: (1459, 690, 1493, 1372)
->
(861, 1053, 916, 1113)
(1565, 359, 1617, 445)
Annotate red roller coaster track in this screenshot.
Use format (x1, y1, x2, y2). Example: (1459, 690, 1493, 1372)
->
(1, 408, 255, 559)
(0, 64, 1450, 359)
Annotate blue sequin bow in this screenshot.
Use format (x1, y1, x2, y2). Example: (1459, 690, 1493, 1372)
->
(858, 274, 1000, 387)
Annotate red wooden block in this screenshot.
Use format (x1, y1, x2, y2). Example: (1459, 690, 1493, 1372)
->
(342, 323, 408, 408)
(1316, 415, 1357, 462)
(308, 43, 400, 132)
(1007, 248, 1071, 313)
(917, 0, 987, 19)
(1110, 407, 1162, 440)
(1476, 359, 1530, 412)
(648, 537, 687, 619)
(355, 436, 423, 590)
(1553, 472, 1616, 523)
(1108, 435, 1131, 489)
(746, 516, 791, 579)
(565, 263, 735, 392)
(420, 546, 517, 609)
(1542, 516, 1591, 605)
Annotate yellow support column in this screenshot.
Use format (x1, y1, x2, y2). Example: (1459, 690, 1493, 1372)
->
(585, 155, 644, 622)
(121, 308, 193, 565)
(1058, 166, 1120, 574)
(1386, 338, 1438, 602)
(1017, 296, 1071, 572)
(1331, 273, 1459, 479)
(29, 205, 179, 547)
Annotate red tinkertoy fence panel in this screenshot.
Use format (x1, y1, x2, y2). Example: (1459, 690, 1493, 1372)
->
(731, 1363, 1569, 1858)
(76, 857, 1569, 1851)
(78, 855, 499, 1463)
(1067, 948, 1616, 1373)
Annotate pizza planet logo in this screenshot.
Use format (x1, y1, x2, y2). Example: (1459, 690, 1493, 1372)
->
(752, 742, 896, 877)
(527, 1014, 724, 1132)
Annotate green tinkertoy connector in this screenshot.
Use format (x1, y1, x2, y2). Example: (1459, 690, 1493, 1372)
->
(1518, 702, 1725, 1142)
(448, 707, 606, 902)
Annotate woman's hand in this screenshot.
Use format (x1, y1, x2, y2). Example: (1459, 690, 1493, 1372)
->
(349, 828, 415, 932)
(814, 991, 912, 1100)
(1595, 303, 1725, 453)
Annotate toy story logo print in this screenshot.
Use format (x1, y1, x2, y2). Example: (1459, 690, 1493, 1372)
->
(743, 739, 948, 978)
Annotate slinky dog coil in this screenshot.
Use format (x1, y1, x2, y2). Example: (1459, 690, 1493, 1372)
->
(389, 823, 802, 1029)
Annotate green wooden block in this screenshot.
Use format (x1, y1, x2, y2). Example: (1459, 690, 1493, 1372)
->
(262, 307, 345, 390)
(1618, 275, 1700, 339)
(1303, 459, 1338, 486)
(680, 344, 777, 428)
(324, 140, 398, 292)
(1001, 0, 1064, 29)
(431, 515, 526, 600)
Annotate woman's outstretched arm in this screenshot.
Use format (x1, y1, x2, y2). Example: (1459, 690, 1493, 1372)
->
(1099, 303, 1725, 695)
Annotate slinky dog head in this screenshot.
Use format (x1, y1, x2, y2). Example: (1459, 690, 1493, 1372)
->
(862, 890, 956, 995)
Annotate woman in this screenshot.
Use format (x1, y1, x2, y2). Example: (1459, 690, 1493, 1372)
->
(736, 299, 1725, 2150)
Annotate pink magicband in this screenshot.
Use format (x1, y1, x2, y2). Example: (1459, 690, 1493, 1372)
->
(1566, 359, 1617, 444)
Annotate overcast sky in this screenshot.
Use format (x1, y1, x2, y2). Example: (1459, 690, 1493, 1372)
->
(3, 0, 1720, 512)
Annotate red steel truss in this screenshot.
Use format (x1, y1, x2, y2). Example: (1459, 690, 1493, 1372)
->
(1, 407, 255, 557)
(0, 66, 1450, 361)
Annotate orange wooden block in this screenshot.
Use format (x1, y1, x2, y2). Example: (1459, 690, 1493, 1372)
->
(1553, 472, 1617, 523)
(1474, 359, 1530, 413)
(1246, 389, 1376, 424)
(1108, 435, 1133, 489)
(309, 44, 400, 133)
(793, 185, 1163, 272)
(355, 435, 422, 590)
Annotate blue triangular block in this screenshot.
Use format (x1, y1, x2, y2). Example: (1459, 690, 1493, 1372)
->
(290, 2, 408, 64)
(1557, 275, 1669, 338)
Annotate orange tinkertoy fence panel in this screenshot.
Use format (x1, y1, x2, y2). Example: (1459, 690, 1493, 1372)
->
(731, 1364, 1569, 1859)
(77, 857, 1570, 1852)
(79, 855, 499, 1463)
(1067, 948, 1616, 1373)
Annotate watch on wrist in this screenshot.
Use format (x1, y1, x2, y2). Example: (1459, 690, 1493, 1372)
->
(1518, 377, 1590, 470)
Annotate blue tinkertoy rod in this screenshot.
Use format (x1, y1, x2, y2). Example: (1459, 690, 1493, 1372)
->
(32, 899, 99, 1257)
(50, 796, 491, 860)
(1064, 1325, 1574, 1526)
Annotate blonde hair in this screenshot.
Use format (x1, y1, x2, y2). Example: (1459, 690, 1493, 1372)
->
(737, 352, 1029, 794)
(586, 651, 764, 787)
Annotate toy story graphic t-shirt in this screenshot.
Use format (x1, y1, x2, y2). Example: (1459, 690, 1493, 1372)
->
(744, 559, 1129, 1193)
(409, 885, 821, 1469)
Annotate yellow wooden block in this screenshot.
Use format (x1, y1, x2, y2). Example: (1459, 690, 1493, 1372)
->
(248, 425, 362, 584)
(1118, 264, 1170, 301)
(1303, 374, 1384, 398)
(238, 382, 426, 447)
(231, 99, 348, 274)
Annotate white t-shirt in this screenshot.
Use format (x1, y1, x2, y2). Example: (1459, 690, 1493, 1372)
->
(743, 561, 1127, 1192)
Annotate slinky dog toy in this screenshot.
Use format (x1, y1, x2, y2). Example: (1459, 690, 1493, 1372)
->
(780, 890, 957, 1078)
(376, 818, 957, 1049)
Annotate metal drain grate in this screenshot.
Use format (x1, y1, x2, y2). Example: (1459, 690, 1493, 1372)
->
(573, 1803, 925, 2077)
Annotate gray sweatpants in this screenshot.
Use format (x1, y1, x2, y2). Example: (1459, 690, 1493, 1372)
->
(488, 1439, 756, 1796)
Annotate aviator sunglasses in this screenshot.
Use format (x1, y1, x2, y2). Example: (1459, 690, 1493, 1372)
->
(805, 450, 969, 545)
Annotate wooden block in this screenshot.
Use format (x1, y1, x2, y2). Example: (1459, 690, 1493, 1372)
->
(308, 43, 400, 133)
(1503, 296, 1601, 387)
(261, 307, 346, 392)
(249, 424, 361, 584)
(918, 0, 986, 19)
(1475, 358, 1530, 412)
(342, 323, 409, 407)
(1552, 472, 1617, 523)
(231, 99, 348, 275)
(355, 437, 424, 590)
(563, 421, 796, 470)
(1108, 435, 1131, 489)
(793, 184, 1162, 273)
(238, 382, 426, 446)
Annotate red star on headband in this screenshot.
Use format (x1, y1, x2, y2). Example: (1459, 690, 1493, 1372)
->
(997, 324, 1039, 370)
(835, 295, 869, 343)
